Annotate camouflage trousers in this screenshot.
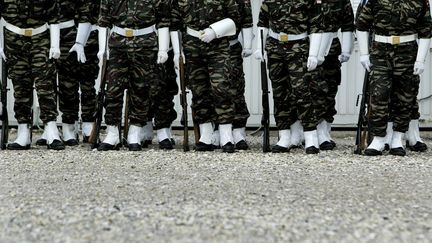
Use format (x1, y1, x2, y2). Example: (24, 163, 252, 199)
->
(229, 42, 250, 128)
(147, 49, 178, 129)
(267, 38, 317, 131)
(57, 27, 99, 124)
(4, 30, 58, 124)
(390, 87, 421, 121)
(104, 35, 157, 126)
(314, 39, 342, 123)
(184, 36, 234, 124)
(369, 42, 419, 137)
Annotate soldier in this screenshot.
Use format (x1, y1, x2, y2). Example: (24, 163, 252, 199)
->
(226, 0, 253, 150)
(97, 0, 170, 151)
(171, 0, 240, 153)
(2, 0, 65, 150)
(314, 0, 354, 150)
(356, 0, 432, 156)
(35, 1, 99, 146)
(255, 1, 323, 154)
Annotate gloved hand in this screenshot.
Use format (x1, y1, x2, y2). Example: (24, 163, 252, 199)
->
(413, 61, 425, 75)
(157, 50, 168, 64)
(49, 24, 61, 59)
(242, 49, 253, 58)
(69, 43, 86, 63)
(0, 47, 6, 61)
(254, 49, 267, 62)
(338, 53, 351, 63)
(360, 54, 372, 72)
(200, 28, 216, 43)
(307, 56, 318, 71)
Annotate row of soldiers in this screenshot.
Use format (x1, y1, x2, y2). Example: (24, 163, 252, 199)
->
(0, 0, 431, 156)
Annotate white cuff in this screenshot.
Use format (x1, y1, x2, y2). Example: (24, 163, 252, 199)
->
(356, 30, 370, 56)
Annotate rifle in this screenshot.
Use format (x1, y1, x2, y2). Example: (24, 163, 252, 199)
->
(260, 29, 271, 153)
(354, 70, 370, 154)
(1, 59, 8, 150)
(89, 33, 109, 149)
(178, 34, 189, 152)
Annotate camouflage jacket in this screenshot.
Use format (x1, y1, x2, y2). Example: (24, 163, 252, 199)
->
(98, 0, 170, 30)
(239, 0, 253, 29)
(319, 0, 354, 33)
(1, 0, 57, 28)
(56, 0, 99, 25)
(171, 0, 240, 32)
(356, 0, 432, 38)
(258, 0, 322, 34)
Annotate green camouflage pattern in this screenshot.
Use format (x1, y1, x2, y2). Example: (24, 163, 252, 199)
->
(229, 42, 249, 128)
(1, 0, 58, 27)
(319, 0, 354, 33)
(149, 50, 178, 130)
(356, 0, 432, 136)
(98, 0, 170, 29)
(356, 0, 432, 38)
(258, 0, 322, 34)
(171, 0, 240, 124)
(4, 31, 58, 124)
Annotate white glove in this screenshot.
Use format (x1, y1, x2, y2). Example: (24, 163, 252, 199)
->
(360, 54, 372, 72)
(49, 24, 61, 59)
(97, 27, 108, 61)
(317, 56, 325, 66)
(157, 27, 169, 64)
(241, 27, 253, 58)
(338, 53, 351, 63)
(413, 61, 425, 75)
(0, 47, 6, 61)
(254, 27, 268, 62)
(307, 56, 318, 71)
(307, 33, 322, 71)
(170, 31, 185, 70)
(69, 22, 92, 63)
(413, 38, 431, 75)
(338, 31, 353, 63)
(200, 28, 216, 43)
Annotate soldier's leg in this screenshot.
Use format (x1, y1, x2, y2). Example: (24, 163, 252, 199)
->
(364, 44, 392, 156)
(391, 44, 419, 155)
(405, 92, 427, 151)
(229, 42, 250, 150)
(291, 43, 319, 154)
(126, 48, 153, 151)
(208, 43, 236, 153)
(58, 28, 80, 145)
(5, 32, 32, 149)
(185, 39, 216, 151)
(267, 44, 294, 153)
(32, 33, 64, 150)
(98, 47, 128, 151)
(78, 32, 99, 142)
(151, 51, 177, 149)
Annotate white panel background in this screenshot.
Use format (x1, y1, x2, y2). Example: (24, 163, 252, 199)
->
(2, 0, 432, 128)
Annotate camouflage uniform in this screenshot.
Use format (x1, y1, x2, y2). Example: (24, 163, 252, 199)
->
(229, 0, 252, 129)
(56, 1, 99, 124)
(356, 0, 432, 137)
(148, 49, 178, 130)
(98, 0, 170, 126)
(315, 0, 354, 123)
(2, 0, 58, 124)
(258, 1, 321, 131)
(171, 0, 240, 125)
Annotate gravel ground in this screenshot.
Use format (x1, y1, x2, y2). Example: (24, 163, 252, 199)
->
(1, 129, 432, 242)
